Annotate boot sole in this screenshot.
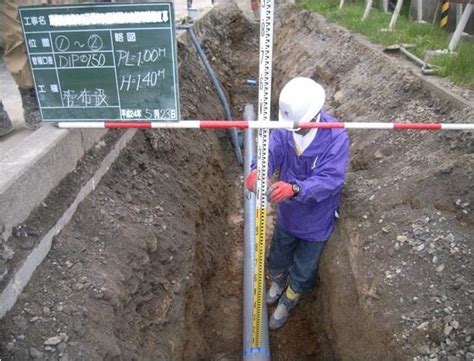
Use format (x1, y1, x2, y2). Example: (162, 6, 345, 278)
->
(0, 125, 15, 137)
(23, 122, 42, 130)
(269, 316, 288, 330)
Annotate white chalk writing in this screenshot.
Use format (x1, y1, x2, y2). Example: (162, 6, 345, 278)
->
(119, 70, 165, 91)
(121, 109, 142, 119)
(57, 53, 107, 68)
(87, 34, 103, 51)
(50, 84, 59, 93)
(55, 35, 71, 52)
(23, 16, 47, 26)
(116, 48, 166, 67)
(41, 38, 51, 47)
(126, 32, 136, 42)
(62, 88, 109, 107)
(114, 32, 124, 43)
(153, 108, 177, 120)
(31, 55, 54, 66)
(120, 108, 176, 120)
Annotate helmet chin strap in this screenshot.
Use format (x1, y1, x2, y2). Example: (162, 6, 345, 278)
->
(291, 112, 321, 133)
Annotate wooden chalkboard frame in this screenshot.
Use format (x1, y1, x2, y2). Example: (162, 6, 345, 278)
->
(19, 2, 180, 122)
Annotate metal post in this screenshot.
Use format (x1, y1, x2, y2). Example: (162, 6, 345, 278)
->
(242, 104, 270, 361)
(417, 0, 423, 21)
(388, 0, 404, 30)
(448, 3, 473, 52)
(432, 0, 441, 24)
(362, 0, 374, 20)
(339, 0, 345, 10)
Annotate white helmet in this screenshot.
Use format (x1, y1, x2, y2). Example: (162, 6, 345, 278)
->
(278, 77, 325, 123)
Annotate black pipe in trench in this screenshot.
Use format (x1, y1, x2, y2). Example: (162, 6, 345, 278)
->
(178, 25, 244, 165)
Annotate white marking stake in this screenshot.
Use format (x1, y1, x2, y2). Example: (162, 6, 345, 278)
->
(252, 0, 274, 350)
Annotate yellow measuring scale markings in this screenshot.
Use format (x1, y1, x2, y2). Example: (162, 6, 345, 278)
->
(252, 206, 268, 346)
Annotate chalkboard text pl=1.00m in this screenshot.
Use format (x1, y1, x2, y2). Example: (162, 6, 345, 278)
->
(116, 48, 167, 67)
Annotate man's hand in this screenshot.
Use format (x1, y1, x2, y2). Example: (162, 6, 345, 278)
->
(245, 169, 258, 192)
(268, 181, 295, 203)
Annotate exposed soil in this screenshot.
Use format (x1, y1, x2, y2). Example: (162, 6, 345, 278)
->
(0, 2, 473, 361)
(0, 130, 123, 291)
(193, 7, 324, 360)
(271, 5, 473, 361)
(0, 7, 242, 360)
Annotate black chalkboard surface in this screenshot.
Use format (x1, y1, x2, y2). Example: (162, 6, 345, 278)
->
(19, 3, 180, 122)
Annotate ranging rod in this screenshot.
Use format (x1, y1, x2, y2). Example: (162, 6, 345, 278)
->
(56, 120, 474, 130)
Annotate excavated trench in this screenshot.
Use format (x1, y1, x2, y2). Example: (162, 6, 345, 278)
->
(1, 3, 473, 361)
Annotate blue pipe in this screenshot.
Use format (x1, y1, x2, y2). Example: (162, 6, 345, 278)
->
(183, 26, 244, 165)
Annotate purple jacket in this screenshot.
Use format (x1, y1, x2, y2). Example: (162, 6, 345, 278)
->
(254, 112, 350, 241)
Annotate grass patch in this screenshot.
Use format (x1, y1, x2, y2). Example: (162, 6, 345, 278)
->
(431, 46, 474, 87)
(299, 0, 474, 89)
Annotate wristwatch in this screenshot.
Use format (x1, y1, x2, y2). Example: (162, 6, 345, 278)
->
(291, 183, 300, 197)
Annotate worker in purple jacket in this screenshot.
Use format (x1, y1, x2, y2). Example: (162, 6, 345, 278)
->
(246, 77, 350, 330)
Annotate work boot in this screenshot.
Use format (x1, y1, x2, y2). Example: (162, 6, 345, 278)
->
(19, 88, 42, 130)
(0, 101, 14, 137)
(266, 280, 285, 305)
(269, 286, 301, 330)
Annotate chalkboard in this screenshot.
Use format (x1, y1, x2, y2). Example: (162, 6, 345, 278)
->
(19, 3, 180, 122)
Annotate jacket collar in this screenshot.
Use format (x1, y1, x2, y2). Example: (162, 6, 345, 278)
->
(286, 112, 331, 156)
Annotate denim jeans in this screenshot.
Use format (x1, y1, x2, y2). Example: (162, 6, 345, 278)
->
(268, 226, 327, 294)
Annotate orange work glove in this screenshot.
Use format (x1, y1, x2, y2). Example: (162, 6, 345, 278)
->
(268, 181, 295, 203)
(245, 169, 258, 192)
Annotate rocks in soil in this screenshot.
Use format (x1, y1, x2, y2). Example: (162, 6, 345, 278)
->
(44, 333, 67, 346)
(29, 347, 43, 359)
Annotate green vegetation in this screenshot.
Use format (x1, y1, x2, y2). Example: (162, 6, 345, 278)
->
(299, 0, 474, 89)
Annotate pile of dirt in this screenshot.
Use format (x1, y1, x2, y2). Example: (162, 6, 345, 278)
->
(273, 5, 473, 361)
(0, 7, 242, 360)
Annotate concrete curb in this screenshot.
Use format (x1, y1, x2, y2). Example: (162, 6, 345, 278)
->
(0, 129, 137, 319)
(0, 125, 107, 241)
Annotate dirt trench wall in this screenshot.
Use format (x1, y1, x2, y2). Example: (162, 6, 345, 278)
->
(273, 5, 473, 361)
(181, 5, 257, 359)
(0, 21, 238, 361)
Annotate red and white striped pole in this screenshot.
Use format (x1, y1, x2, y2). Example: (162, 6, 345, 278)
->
(56, 120, 474, 130)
